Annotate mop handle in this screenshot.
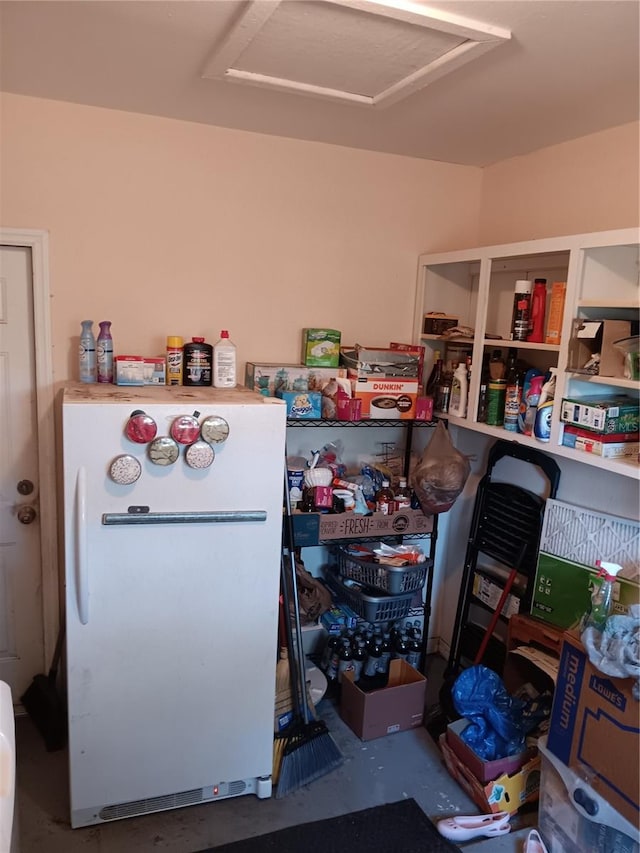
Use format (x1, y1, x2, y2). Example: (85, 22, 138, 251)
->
(283, 464, 312, 726)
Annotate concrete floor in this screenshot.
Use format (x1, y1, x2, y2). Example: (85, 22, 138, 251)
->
(14, 657, 538, 853)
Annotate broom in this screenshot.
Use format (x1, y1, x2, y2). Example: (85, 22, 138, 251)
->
(276, 467, 343, 798)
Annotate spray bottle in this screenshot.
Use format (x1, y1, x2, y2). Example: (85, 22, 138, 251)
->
(533, 368, 557, 442)
(584, 560, 623, 630)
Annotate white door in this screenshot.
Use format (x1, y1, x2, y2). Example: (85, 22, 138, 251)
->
(0, 235, 56, 703)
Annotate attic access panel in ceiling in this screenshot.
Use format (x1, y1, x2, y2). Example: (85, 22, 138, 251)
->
(202, 0, 511, 108)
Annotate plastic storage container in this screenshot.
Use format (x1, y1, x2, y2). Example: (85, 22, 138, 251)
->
(325, 565, 415, 623)
(537, 737, 639, 853)
(336, 545, 429, 595)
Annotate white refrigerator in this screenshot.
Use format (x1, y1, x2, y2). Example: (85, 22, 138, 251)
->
(61, 383, 287, 828)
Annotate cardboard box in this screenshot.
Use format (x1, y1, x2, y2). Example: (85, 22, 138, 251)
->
(275, 389, 322, 418)
(532, 552, 640, 630)
(422, 313, 459, 335)
(439, 735, 541, 814)
(114, 355, 145, 385)
(472, 572, 521, 618)
(546, 632, 640, 827)
(538, 738, 639, 853)
(352, 377, 419, 419)
(544, 282, 567, 345)
(340, 658, 426, 740)
(291, 509, 433, 547)
(340, 347, 421, 379)
(445, 718, 535, 782)
(244, 363, 347, 396)
(389, 342, 425, 384)
(560, 396, 639, 434)
(320, 603, 359, 633)
(301, 329, 341, 367)
(561, 432, 639, 458)
(143, 357, 166, 385)
(567, 318, 630, 378)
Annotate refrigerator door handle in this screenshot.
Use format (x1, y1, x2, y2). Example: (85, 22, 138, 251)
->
(101, 510, 268, 525)
(76, 467, 89, 625)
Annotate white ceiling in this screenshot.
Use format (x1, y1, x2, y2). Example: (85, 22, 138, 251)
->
(0, 0, 638, 167)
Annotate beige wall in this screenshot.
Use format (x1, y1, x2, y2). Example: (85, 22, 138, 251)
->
(479, 122, 640, 245)
(2, 96, 637, 386)
(0, 93, 482, 383)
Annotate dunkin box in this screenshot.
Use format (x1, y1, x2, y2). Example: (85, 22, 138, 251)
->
(352, 377, 419, 419)
(340, 658, 426, 740)
(546, 632, 640, 827)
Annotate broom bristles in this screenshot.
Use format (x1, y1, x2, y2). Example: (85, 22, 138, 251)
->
(275, 720, 343, 798)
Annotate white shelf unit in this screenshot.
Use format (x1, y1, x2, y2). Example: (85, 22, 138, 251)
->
(413, 228, 640, 480)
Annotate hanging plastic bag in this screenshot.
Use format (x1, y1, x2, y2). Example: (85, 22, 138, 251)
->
(412, 421, 470, 514)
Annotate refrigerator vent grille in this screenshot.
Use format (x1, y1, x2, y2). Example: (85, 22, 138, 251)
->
(229, 780, 247, 795)
(99, 788, 204, 821)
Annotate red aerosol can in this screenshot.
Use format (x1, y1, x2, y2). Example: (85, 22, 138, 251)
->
(527, 278, 547, 343)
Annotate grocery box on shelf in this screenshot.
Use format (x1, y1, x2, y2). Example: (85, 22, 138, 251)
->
(532, 552, 640, 630)
(301, 329, 341, 367)
(320, 603, 359, 633)
(445, 718, 535, 783)
(439, 734, 540, 815)
(275, 389, 322, 418)
(291, 509, 433, 547)
(352, 377, 419, 419)
(422, 313, 459, 335)
(472, 572, 521, 618)
(538, 737, 639, 853)
(340, 346, 421, 379)
(340, 658, 426, 741)
(244, 362, 347, 396)
(547, 631, 640, 826)
(567, 318, 630, 378)
(561, 424, 639, 458)
(560, 396, 639, 434)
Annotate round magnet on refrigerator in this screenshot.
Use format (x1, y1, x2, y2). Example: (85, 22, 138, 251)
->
(125, 410, 158, 444)
(185, 440, 215, 469)
(148, 436, 180, 466)
(170, 413, 201, 445)
(200, 414, 230, 445)
(109, 454, 142, 485)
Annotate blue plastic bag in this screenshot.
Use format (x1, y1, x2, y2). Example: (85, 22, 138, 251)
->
(452, 665, 527, 761)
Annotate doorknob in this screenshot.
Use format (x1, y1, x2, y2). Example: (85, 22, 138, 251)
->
(17, 505, 37, 524)
(17, 479, 34, 495)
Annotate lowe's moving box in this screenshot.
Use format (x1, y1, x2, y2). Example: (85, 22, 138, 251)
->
(547, 631, 640, 827)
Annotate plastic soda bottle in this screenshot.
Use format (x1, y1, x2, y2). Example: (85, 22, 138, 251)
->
(375, 479, 395, 515)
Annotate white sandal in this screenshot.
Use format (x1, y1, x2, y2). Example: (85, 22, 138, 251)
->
(523, 829, 549, 853)
(437, 810, 511, 841)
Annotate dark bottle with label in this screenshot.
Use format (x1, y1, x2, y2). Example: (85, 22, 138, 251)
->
(379, 631, 392, 675)
(337, 639, 354, 685)
(503, 348, 521, 432)
(434, 370, 452, 414)
(183, 337, 213, 387)
(394, 631, 410, 661)
(477, 352, 491, 422)
(352, 639, 367, 682)
(425, 351, 443, 397)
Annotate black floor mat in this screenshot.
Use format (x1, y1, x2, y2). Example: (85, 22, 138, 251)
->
(194, 798, 460, 853)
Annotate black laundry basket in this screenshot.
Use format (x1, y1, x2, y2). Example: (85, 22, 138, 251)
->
(436, 439, 560, 725)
